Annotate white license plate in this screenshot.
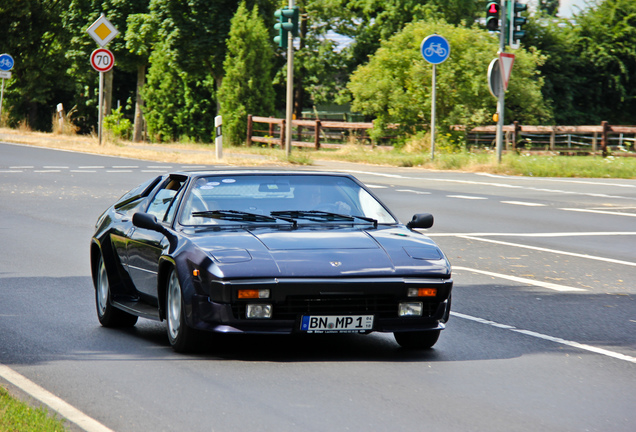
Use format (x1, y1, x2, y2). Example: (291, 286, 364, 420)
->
(300, 315, 374, 333)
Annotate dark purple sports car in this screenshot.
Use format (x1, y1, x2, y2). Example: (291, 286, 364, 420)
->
(91, 171, 452, 352)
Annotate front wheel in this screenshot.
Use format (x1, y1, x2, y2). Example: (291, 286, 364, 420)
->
(394, 330, 440, 349)
(95, 255, 138, 327)
(166, 268, 199, 353)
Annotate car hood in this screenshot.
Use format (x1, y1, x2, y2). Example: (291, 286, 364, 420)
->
(188, 226, 450, 279)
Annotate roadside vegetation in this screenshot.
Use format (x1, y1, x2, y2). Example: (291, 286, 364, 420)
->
(0, 387, 67, 432)
(2, 0, 636, 149)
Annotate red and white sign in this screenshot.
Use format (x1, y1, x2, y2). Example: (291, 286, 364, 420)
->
(499, 52, 515, 91)
(90, 48, 114, 73)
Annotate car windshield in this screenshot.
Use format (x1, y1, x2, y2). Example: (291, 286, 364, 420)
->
(179, 174, 396, 226)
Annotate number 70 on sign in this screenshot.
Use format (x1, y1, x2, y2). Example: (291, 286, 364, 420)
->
(90, 48, 114, 73)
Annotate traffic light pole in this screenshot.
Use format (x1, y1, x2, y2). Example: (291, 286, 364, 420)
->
(284, 0, 295, 157)
(495, 1, 507, 163)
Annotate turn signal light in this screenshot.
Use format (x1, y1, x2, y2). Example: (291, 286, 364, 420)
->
(238, 289, 271, 299)
(407, 288, 437, 297)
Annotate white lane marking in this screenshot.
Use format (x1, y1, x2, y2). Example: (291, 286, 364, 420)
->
(147, 165, 172, 169)
(561, 207, 636, 218)
(79, 166, 104, 169)
(0, 364, 116, 432)
(111, 165, 138, 169)
(447, 195, 488, 200)
(456, 235, 636, 268)
(342, 169, 634, 200)
(427, 231, 636, 238)
(396, 189, 431, 195)
(367, 184, 388, 189)
(501, 201, 546, 207)
(0, 170, 22, 173)
(34, 170, 61, 173)
(10, 166, 34, 169)
(43, 166, 68, 169)
(451, 312, 636, 364)
(453, 265, 586, 292)
(106, 170, 133, 173)
(476, 172, 636, 188)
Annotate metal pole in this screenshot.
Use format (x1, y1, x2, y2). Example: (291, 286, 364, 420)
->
(284, 0, 295, 157)
(496, 1, 507, 163)
(431, 64, 436, 161)
(0, 78, 5, 122)
(98, 71, 104, 145)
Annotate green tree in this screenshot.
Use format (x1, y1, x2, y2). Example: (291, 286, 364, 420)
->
(143, 41, 216, 142)
(0, 0, 75, 130)
(348, 20, 552, 141)
(574, 0, 636, 124)
(219, 2, 275, 145)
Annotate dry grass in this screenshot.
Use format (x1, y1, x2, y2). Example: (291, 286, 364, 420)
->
(0, 127, 286, 167)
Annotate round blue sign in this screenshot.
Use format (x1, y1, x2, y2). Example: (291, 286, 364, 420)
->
(0, 54, 14, 71)
(420, 35, 450, 65)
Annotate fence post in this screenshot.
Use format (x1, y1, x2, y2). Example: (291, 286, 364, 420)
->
(280, 119, 286, 149)
(592, 132, 597, 152)
(315, 120, 321, 150)
(550, 126, 555, 151)
(513, 121, 520, 150)
(601, 120, 609, 157)
(246, 115, 253, 146)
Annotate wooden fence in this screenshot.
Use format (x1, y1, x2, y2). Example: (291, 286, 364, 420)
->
(456, 121, 636, 156)
(247, 116, 636, 156)
(247, 115, 390, 150)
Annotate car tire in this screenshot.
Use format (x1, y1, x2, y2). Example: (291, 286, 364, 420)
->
(95, 255, 138, 327)
(393, 330, 440, 349)
(166, 267, 199, 353)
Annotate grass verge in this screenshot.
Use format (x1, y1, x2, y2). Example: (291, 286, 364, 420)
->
(1, 127, 635, 178)
(0, 387, 67, 431)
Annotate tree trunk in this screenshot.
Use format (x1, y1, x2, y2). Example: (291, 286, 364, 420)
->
(133, 64, 146, 142)
(104, 69, 113, 117)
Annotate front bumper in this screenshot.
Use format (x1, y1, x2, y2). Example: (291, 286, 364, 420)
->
(188, 277, 452, 334)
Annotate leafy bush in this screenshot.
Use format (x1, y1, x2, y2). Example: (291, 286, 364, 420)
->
(103, 107, 133, 141)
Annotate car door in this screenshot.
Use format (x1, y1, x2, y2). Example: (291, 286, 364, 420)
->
(126, 176, 186, 300)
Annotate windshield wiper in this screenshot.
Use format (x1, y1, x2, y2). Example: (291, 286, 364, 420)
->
(270, 210, 377, 228)
(193, 210, 296, 227)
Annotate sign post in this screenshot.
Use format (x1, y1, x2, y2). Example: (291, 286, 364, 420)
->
(420, 35, 450, 161)
(87, 14, 119, 145)
(0, 54, 15, 123)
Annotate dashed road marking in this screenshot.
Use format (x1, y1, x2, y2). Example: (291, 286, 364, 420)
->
(451, 312, 636, 364)
(453, 265, 586, 292)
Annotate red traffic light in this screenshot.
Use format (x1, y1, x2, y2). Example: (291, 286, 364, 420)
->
(486, 1, 500, 31)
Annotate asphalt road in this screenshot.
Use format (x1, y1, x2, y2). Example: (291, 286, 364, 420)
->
(1, 142, 635, 432)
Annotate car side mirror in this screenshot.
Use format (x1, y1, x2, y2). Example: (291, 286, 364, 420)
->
(406, 213, 434, 229)
(133, 212, 165, 233)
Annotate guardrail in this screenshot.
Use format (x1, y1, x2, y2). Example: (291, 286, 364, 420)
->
(247, 115, 389, 150)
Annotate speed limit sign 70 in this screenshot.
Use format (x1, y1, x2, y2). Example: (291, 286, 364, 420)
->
(90, 48, 114, 72)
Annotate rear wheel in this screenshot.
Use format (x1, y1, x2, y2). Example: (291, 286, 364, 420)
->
(394, 330, 440, 349)
(95, 255, 138, 327)
(166, 267, 199, 353)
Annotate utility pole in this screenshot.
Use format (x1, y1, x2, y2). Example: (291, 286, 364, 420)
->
(285, 0, 294, 158)
(495, 1, 506, 163)
(274, 3, 299, 158)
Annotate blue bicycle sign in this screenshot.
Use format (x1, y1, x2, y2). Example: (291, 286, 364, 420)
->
(420, 35, 450, 65)
(0, 54, 14, 71)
